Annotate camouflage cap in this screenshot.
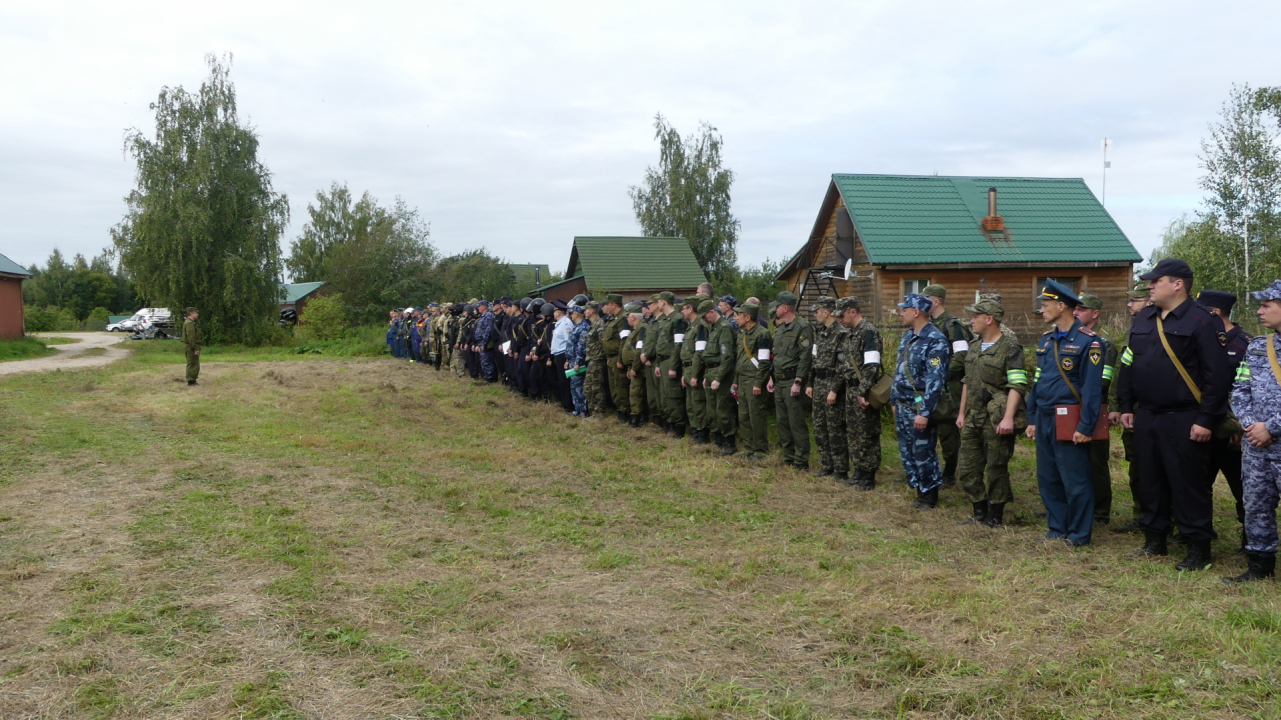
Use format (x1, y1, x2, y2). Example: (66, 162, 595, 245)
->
(811, 296, 837, 313)
(682, 297, 699, 310)
(586, 300, 601, 310)
(775, 291, 798, 306)
(1250, 280, 1281, 303)
(921, 284, 947, 299)
(718, 295, 737, 307)
(605, 293, 624, 305)
(897, 293, 933, 312)
(658, 291, 676, 304)
(697, 299, 717, 315)
(567, 304, 585, 315)
(650, 293, 662, 302)
(1078, 293, 1103, 311)
(1126, 281, 1151, 299)
(964, 297, 1004, 320)
(835, 296, 861, 314)
(184, 307, 198, 314)
(623, 301, 643, 313)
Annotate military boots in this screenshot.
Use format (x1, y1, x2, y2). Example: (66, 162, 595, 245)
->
(1223, 553, 1276, 584)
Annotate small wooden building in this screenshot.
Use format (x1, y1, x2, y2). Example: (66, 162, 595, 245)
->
(0, 252, 34, 339)
(531, 237, 708, 303)
(776, 174, 1143, 340)
(279, 281, 329, 317)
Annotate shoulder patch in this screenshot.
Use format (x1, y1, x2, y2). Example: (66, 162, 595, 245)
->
(1079, 326, 1096, 336)
(929, 356, 941, 368)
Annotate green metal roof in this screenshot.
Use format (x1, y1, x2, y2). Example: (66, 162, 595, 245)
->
(567, 237, 707, 290)
(529, 274, 584, 294)
(0, 252, 33, 278)
(280, 281, 325, 303)
(831, 174, 1141, 265)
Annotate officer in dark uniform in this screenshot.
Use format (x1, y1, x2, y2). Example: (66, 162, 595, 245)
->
(1025, 280, 1105, 547)
(1198, 289, 1252, 551)
(1118, 259, 1231, 571)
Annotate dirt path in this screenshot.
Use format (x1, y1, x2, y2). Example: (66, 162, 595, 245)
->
(0, 331, 132, 376)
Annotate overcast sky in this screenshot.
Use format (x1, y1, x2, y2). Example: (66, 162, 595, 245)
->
(2, 1, 1278, 277)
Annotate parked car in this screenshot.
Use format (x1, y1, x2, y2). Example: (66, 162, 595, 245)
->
(107, 313, 144, 332)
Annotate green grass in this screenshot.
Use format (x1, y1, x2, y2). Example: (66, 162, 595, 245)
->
(0, 350, 1279, 719)
(125, 324, 390, 364)
(0, 335, 60, 361)
(39, 335, 82, 345)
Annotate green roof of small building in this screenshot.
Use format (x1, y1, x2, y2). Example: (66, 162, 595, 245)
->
(828, 174, 1141, 265)
(567, 237, 707, 290)
(280, 281, 325, 303)
(508, 263, 552, 288)
(0, 252, 34, 278)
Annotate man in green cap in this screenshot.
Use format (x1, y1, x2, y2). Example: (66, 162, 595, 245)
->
(698, 298, 737, 454)
(601, 294, 629, 423)
(182, 307, 201, 386)
(769, 291, 815, 468)
(584, 300, 609, 418)
(681, 296, 710, 444)
(807, 296, 849, 480)
(641, 294, 666, 430)
(653, 291, 687, 437)
(836, 296, 883, 489)
(733, 300, 771, 460)
(1110, 281, 1152, 533)
(956, 296, 1028, 527)
(1074, 292, 1118, 526)
(923, 284, 972, 487)
(620, 303, 648, 427)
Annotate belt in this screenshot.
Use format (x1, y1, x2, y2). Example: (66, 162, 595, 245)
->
(683, 362, 692, 368)
(813, 369, 837, 380)
(774, 366, 797, 381)
(704, 361, 722, 368)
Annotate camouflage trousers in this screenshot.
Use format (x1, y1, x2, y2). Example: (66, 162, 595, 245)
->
(811, 378, 847, 474)
(586, 359, 608, 415)
(608, 358, 629, 411)
(451, 347, 467, 377)
(958, 412, 1015, 504)
(895, 403, 941, 492)
(1243, 446, 1281, 554)
(628, 370, 648, 416)
(845, 397, 882, 474)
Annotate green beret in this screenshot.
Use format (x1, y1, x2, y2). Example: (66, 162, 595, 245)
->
(1078, 293, 1103, 311)
(697, 299, 717, 315)
(775, 291, 797, 306)
(922, 284, 947, 299)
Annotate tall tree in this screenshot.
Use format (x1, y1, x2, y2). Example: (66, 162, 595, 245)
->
(1197, 83, 1281, 298)
(285, 182, 358, 283)
(434, 249, 521, 303)
(630, 114, 740, 280)
(112, 54, 289, 344)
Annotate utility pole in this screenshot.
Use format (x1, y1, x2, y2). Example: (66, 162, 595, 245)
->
(1101, 138, 1112, 207)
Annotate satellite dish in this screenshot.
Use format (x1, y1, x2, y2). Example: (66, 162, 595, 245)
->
(843, 258, 852, 280)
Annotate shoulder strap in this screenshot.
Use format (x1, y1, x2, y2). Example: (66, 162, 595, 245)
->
(1267, 334, 1281, 392)
(1155, 315, 1202, 403)
(1050, 339, 1082, 404)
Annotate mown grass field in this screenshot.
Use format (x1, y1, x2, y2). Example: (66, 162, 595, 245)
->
(0, 336, 68, 362)
(0, 348, 1277, 719)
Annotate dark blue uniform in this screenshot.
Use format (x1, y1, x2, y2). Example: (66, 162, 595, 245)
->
(1027, 318, 1106, 545)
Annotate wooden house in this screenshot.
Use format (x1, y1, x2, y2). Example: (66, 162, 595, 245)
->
(0, 252, 33, 339)
(279, 281, 329, 317)
(531, 237, 708, 303)
(776, 174, 1143, 340)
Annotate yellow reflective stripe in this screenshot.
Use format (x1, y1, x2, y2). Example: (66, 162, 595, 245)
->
(1236, 362, 1252, 382)
(1121, 347, 1133, 366)
(1102, 366, 1115, 381)
(1034, 368, 1042, 382)
(1007, 369, 1028, 383)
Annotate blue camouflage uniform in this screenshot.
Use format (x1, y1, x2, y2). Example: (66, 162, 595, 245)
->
(892, 294, 952, 493)
(387, 316, 398, 357)
(567, 308, 591, 415)
(474, 305, 498, 381)
(1026, 281, 1106, 546)
(1231, 281, 1281, 556)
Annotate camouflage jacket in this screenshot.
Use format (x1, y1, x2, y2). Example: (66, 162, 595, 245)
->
(837, 318, 883, 398)
(961, 332, 1028, 423)
(892, 321, 951, 417)
(809, 320, 848, 388)
(1231, 332, 1281, 458)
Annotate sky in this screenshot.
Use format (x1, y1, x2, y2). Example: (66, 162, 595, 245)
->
(2, 0, 1279, 277)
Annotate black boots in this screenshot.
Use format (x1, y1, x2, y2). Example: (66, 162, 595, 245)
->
(692, 429, 709, 445)
(672, 424, 686, 440)
(1223, 553, 1276, 584)
(832, 471, 849, 484)
(1176, 539, 1213, 572)
(814, 467, 834, 478)
(912, 488, 939, 510)
(982, 503, 1005, 528)
(960, 501, 989, 525)
(1135, 531, 1169, 557)
(629, 414, 641, 428)
(854, 470, 876, 491)
(617, 411, 629, 424)
(719, 436, 737, 456)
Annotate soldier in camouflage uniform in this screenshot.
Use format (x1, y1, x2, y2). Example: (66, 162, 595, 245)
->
(807, 297, 849, 480)
(601, 294, 629, 424)
(836, 296, 883, 490)
(956, 296, 1028, 527)
(1074, 293, 1119, 526)
(732, 300, 772, 460)
(654, 292, 688, 437)
(923, 285, 971, 488)
(699, 299, 738, 454)
(682, 296, 710, 445)
(1227, 279, 1281, 583)
(640, 299, 664, 429)
(621, 304, 649, 427)
(584, 301, 609, 418)
(893, 293, 952, 509)
(1109, 282, 1151, 533)
(770, 291, 815, 469)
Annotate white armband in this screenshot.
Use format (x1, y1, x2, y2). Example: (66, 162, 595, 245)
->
(635, 340, 643, 349)
(620, 330, 631, 338)
(952, 340, 969, 353)
(812, 344, 818, 357)
(757, 348, 770, 361)
(695, 340, 707, 351)
(674, 333, 685, 343)
(864, 351, 881, 364)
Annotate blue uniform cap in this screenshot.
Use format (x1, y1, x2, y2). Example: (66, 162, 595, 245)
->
(1038, 279, 1081, 307)
(567, 304, 585, 315)
(1197, 289, 1236, 315)
(476, 299, 490, 308)
(897, 293, 933, 312)
(718, 295, 737, 307)
(1250, 279, 1281, 302)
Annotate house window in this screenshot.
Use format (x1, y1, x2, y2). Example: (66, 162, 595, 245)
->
(1035, 277, 1081, 306)
(903, 278, 931, 297)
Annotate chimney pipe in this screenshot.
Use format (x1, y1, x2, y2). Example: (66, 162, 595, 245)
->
(988, 187, 997, 217)
(982, 187, 1005, 232)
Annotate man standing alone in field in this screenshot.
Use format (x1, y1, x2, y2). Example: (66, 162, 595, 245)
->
(182, 307, 201, 386)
